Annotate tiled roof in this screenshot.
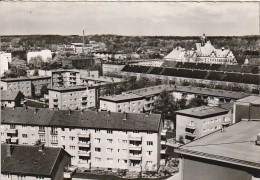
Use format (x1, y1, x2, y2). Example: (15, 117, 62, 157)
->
(1, 144, 69, 176)
(1, 91, 24, 101)
(175, 120, 260, 169)
(1, 107, 162, 132)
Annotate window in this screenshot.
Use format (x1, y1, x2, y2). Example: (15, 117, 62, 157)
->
(122, 140, 127, 143)
(61, 136, 65, 140)
(69, 136, 75, 141)
(107, 148, 113, 153)
(124, 159, 127, 163)
(147, 151, 152, 155)
(1, 132, 4, 136)
(31, 134, 35, 138)
(61, 127, 65, 131)
(95, 138, 101, 143)
(133, 131, 139, 134)
(122, 130, 128, 134)
(95, 129, 100, 133)
(95, 157, 101, 162)
(31, 126, 35, 130)
(22, 125, 27, 128)
(203, 129, 206, 133)
(122, 149, 127, 153)
(69, 146, 75, 150)
(39, 134, 45, 142)
(107, 139, 113, 143)
(36, 176, 45, 180)
(147, 141, 153, 146)
(10, 124, 16, 129)
(146, 161, 152, 165)
(69, 128, 74, 131)
(107, 130, 113, 134)
(22, 134, 28, 138)
(95, 147, 101, 152)
(147, 131, 152, 134)
(107, 158, 113, 163)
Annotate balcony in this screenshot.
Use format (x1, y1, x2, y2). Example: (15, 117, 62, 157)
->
(78, 142, 91, 147)
(186, 124, 196, 130)
(38, 129, 45, 134)
(11, 137, 18, 144)
(78, 151, 91, 156)
(222, 121, 231, 126)
(185, 132, 196, 138)
(161, 129, 167, 136)
(50, 131, 58, 135)
(129, 154, 142, 160)
(129, 135, 142, 141)
(161, 140, 166, 145)
(129, 145, 142, 151)
(160, 148, 167, 154)
(7, 129, 18, 134)
(51, 140, 58, 144)
(77, 132, 90, 138)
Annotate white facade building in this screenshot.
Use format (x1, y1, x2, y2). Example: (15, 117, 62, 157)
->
(27, 50, 52, 63)
(0, 51, 11, 75)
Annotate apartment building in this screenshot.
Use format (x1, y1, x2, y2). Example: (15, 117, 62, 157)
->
(1, 144, 71, 180)
(175, 120, 260, 180)
(0, 51, 11, 76)
(48, 85, 99, 110)
(27, 49, 52, 63)
(175, 106, 230, 143)
(1, 76, 51, 97)
(51, 70, 81, 88)
(1, 90, 24, 108)
(1, 107, 162, 172)
(99, 84, 249, 113)
(102, 63, 125, 76)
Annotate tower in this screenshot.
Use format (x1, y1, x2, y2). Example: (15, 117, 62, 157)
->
(82, 29, 85, 53)
(201, 33, 207, 46)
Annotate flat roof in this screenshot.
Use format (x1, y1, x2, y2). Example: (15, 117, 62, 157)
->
(1, 107, 161, 132)
(175, 120, 260, 169)
(1, 76, 51, 82)
(48, 86, 87, 92)
(99, 94, 143, 102)
(176, 106, 229, 118)
(236, 95, 260, 105)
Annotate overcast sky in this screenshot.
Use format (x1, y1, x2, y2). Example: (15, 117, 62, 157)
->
(0, 1, 259, 36)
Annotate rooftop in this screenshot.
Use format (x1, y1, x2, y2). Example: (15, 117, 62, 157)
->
(48, 86, 87, 92)
(1, 90, 24, 101)
(1, 76, 51, 82)
(99, 93, 143, 102)
(1, 144, 69, 176)
(1, 107, 162, 132)
(175, 120, 260, 169)
(236, 95, 260, 105)
(176, 106, 229, 118)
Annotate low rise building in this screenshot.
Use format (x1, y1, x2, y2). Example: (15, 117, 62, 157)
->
(48, 85, 99, 110)
(1, 107, 162, 172)
(175, 106, 230, 143)
(1, 144, 71, 180)
(175, 120, 260, 180)
(27, 50, 52, 63)
(1, 91, 24, 108)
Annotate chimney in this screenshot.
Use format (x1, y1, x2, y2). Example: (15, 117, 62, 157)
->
(123, 111, 127, 120)
(107, 110, 111, 116)
(34, 108, 37, 114)
(6, 145, 14, 157)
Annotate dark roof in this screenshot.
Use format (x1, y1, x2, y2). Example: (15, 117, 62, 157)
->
(48, 86, 87, 92)
(1, 107, 161, 132)
(1, 144, 69, 176)
(1, 76, 51, 82)
(175, 120, 260, 170)
(1, 91, 24, 101)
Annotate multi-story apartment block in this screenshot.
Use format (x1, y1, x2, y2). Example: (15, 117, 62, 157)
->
(1, 76, 51, 97)
(1, 144, 71, 180)
(1, 107, 162, 172)
(27, 49, 52, 63)
(0, 51, 11, 76)
(51, 70, 81, 88)
(175, 106, 230, 143)
(100, 84, 249, 113)
(1, 90, 24, 108)
(48, 85, 99, 110)
(175, 120, 260, 180)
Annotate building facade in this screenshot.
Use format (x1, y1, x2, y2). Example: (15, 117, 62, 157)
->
(51, 70, 81, 88)
(1, 91, 24, 108)
(1, 108, 162, 172)
(0, 51, 11, 76)
(27, 50, 52, 63)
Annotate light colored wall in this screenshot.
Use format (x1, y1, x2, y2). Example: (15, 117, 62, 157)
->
(1, 174, 51, 180)
(0, 52, 10, 75)
(1, 100, 15, 108)
(1, 80, 32, 97)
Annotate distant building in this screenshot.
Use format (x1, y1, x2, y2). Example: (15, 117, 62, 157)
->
(130, 60, 164, 67)
(27, 50, 52, 63)
(1, 144, 71, 180)
(1, 90, 24, 108)
(51, 70, 81, 88)
(62, 57, 95, 69)
(175, 120, 260, 180)
(175, 106, 230, 143)
(102, 63, 125, 76)
(0, 51, 11, 75)
(164, 46, 188, 62)
(1, 107, 163, 172)
(48, 85, 99, 110)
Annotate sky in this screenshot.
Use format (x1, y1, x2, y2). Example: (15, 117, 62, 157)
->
(0, 1, 259, 36)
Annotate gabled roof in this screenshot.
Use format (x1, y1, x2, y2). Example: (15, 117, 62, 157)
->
(1, 91, 24, 101)
(1, 107, 162, 132)
(1, 144, 70, 176)
(175, 120, 260, 170)
(164, 46, 186, 60)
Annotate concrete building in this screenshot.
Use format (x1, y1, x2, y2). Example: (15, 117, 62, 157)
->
(1, 144, 71, 180)
(175, 120, 260, 180)
(1, 91, 25, 108)
(48, 86, 99, 110)
(233, 95, 260, 123)
(1, 76, 51, 97)
(27, 50, 52, 63)
(1, 107, 163, 172)
(175, 106, 230, 143)
(102, 63, 125, 76)
(0, 51, 11, 75)
(51, 70, 81, 88)
(62, 57, 95, 69)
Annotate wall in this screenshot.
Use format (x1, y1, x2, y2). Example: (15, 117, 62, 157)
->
(1, 174, 51, 180)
